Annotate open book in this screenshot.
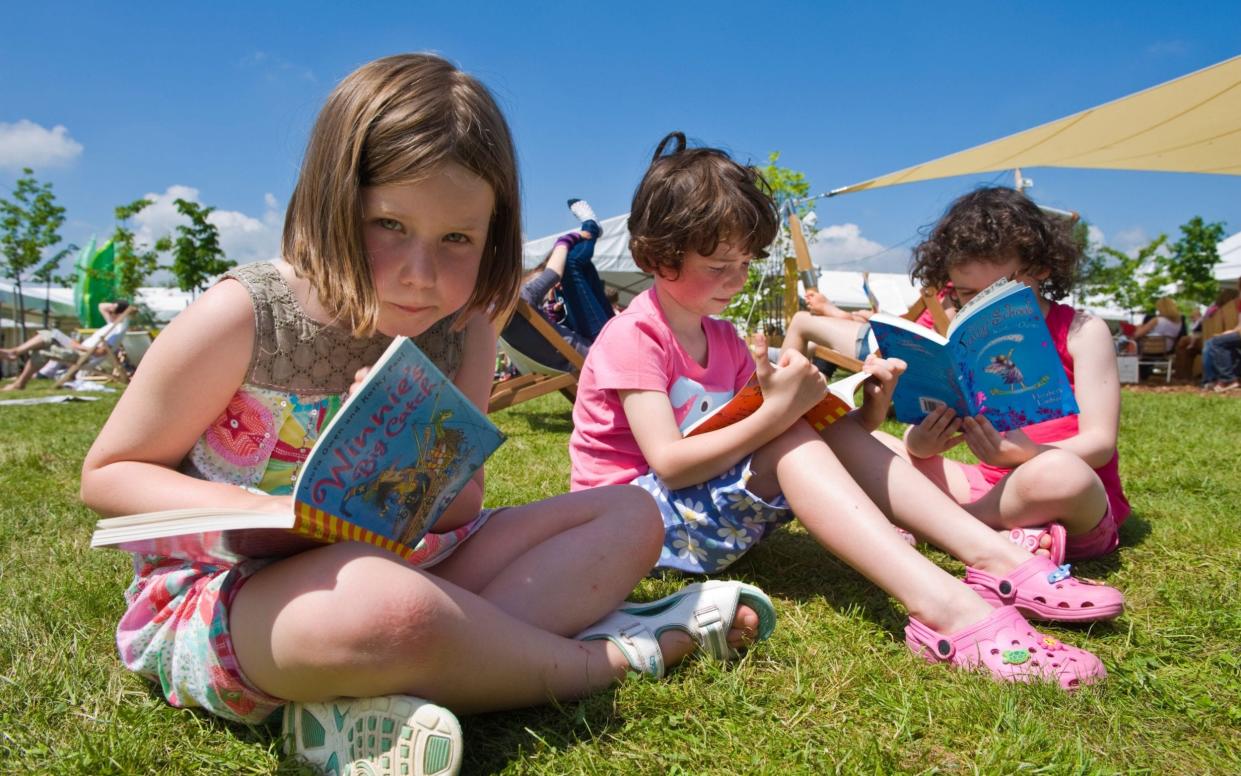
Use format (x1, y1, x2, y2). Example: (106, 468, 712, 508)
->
(867, 279, 1078, 432)
(683, 370, 870, 437)
(91, 337, 505, 565)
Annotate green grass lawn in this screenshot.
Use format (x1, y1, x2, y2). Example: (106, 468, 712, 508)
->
(2, 385, 1238, 774)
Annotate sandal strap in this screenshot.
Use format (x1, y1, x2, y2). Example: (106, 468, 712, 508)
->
(691, 602, 730, 660)
(577, 614, 665, 678)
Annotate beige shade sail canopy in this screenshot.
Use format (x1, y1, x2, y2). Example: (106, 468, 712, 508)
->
(829, 55, 1241, 197)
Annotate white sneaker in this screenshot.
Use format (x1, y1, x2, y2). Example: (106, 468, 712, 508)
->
(284, 694, 463, 776)
(567, 198, 597, 223)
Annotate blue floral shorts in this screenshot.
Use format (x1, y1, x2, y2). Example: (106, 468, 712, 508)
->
(631, 457, 792, 574)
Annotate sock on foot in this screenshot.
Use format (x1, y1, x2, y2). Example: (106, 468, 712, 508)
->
(567, 198, 597, 223)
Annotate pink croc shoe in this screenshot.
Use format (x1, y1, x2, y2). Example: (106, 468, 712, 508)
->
(1007, 523, 1066, 565)
(906, 605, 1106, 690)
(965, 555, 1124, 623)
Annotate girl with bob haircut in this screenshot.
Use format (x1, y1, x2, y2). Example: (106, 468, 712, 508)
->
(878, 186, 1131, 565)
(570, 133, 1121, 691)
(82, 56, 772, 776)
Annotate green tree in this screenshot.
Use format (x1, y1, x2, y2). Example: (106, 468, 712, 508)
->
(112, 198, 171, 300)
(1083, 235, 1170, 318)
(1163, 216, 1225, 306)
(721, 152, 812, 329)
(31, 243, 77, 327)
(170, 198, 234, 296)
(1, 168, 67, 339)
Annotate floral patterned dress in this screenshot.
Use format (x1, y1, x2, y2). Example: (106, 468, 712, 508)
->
(116, 262, 484, 723)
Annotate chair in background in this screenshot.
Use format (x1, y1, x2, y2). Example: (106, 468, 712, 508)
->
(51, 318, 132, 387)
(783, 212, 949, 373)
(488, 300, 585, 412)
(1136, 335, 1175, 383)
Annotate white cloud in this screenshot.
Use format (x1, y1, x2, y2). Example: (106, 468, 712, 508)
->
(131, 185, 282, 266)
(1086, 224, 1106, 251)
(0, 120, 84, 171)
(240, 51, 317, 83)
(806, 223, 909, 273)
(1112, 227, 1157, 256)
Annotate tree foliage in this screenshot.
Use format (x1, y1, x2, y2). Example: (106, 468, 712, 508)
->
(0, 168, 66, 337)
(112, 198, 170, 300)
(1084, 236, 1170, 316)
(1078, 215, 1226, 317)
(170, 198, 234, 295)
(1166, 216, 1226, 306)
(721, 152, 811, 329)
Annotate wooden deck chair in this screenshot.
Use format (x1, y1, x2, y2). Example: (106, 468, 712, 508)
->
(488, 300, 585, 412)
(784, 212, 951, 372)
(52, 319, 131, 387)
(786, 212, 866, 373)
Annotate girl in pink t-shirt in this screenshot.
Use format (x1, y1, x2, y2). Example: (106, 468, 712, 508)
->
(878, 187, 1129, 565)
(570, 133, 1125, 690)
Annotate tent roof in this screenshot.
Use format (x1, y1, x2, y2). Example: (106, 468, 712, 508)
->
(1215, 230, 1241, 282)
(831, 55, 1241, 196)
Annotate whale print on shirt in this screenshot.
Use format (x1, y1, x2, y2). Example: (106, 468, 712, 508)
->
(669, 376, 734, 433)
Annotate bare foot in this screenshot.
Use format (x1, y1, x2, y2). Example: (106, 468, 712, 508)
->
(659, 602, 760, 666)
(2, 381, 22, 392)
(908, 586, 997, 637)
(0, 348, 16, 361)
(999, 526, 1053, 558)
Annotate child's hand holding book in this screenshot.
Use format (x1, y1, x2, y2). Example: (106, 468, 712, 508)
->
(960, 415, 1042, 468)
(904, 405, 966, 459)
(748, 334, 828, 424)
(855, 355, 906, 432)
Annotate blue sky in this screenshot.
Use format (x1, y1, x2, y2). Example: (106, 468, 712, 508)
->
(2, 1, 1239, 277)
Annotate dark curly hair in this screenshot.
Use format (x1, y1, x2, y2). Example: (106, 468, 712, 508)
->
(910, 187, 1080, 300)
(628, 132, 779, 278)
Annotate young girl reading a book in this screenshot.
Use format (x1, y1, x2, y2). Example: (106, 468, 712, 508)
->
(876, 187, 1130, 565)
(570, 133, 1123, 690)
(80, 56, 773, 776)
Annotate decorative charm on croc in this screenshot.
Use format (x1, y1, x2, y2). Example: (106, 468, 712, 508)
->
(1002, 649, 1030, 665)
(1041, 637, 1063, 651)
(1046, 564, 1072, 584)
(904, 605, 1106, 690)
(964, 555, 1124, 623)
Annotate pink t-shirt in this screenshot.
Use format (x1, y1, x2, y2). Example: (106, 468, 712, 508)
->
(569, 288, 755, 489)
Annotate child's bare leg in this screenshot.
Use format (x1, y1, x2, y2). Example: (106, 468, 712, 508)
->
(782, 311, 863, 359)
(871, 428, 1106, 538)
(957, 451, 1109, 536)
(747, 421, 994, 635)
(819, 416, 1043, 577)
(430, 486, 667, 634)
(230, 542, 747, 714)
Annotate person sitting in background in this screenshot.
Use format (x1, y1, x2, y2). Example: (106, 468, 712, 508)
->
(1175, 287, 1239, 379)
(1132, 296, 1183, 351)
(1202, 288, 1241, 392)
(2, 301, 135, 391)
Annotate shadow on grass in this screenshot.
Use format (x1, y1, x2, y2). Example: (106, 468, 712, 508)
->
(708, 528, 910, 639)
(507, 408, 574, 435)
(460, 688, 622, 774)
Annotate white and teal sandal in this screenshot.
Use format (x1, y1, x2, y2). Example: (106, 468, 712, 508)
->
(283, 694, 462, 776)
(576, 580, 777, 678)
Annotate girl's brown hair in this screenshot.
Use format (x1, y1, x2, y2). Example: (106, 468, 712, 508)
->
(628, 132, 779, 277)
(283, 53, 522, 334)
(911, 187, 1080, 300)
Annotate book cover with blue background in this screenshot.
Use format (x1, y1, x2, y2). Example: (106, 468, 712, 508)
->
(869, 281, 1078, 433)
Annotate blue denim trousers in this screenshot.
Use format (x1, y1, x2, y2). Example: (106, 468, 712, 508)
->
(558, 219, 614, 342)
(1203, 330, 1241, 384)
